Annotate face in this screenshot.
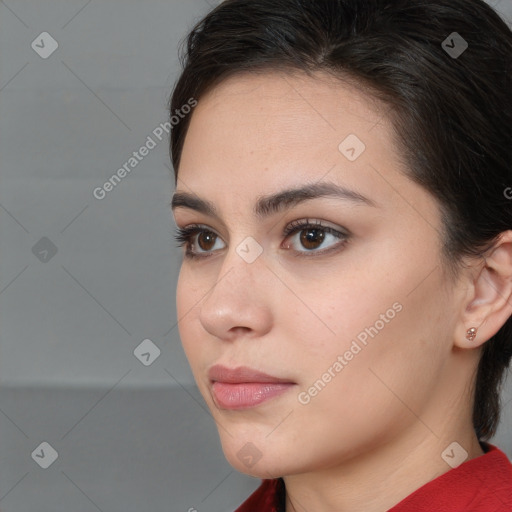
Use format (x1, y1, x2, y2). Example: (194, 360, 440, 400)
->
(172, 70, 462, 478)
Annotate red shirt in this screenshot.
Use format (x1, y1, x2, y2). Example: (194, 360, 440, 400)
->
(234, 443, 512, 512)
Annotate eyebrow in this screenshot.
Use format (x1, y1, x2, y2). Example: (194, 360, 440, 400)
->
(170, 181, 377, 221)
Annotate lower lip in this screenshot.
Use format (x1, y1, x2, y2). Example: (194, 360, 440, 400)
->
(211, 382, 294, 410)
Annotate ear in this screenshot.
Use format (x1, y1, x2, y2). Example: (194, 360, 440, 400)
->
(454, 230, 512, 349)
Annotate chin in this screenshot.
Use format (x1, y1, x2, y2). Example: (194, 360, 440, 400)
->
(219, 431, 313, 479)
(224, 450, 287, 479)
(218, 433, 281, 476)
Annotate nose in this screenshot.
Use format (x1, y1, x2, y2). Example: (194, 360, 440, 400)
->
(198, 240, 273, 342)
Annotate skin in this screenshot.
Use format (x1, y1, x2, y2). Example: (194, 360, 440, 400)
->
(171, 70, 512, 512)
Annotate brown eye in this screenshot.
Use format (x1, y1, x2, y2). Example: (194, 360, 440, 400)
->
(174, 220, 349, 260)
(283, 219, 349, 256)
(197, 231, 217, 251)
(300, 228, 326, 250)
(173, 225, 226, 259)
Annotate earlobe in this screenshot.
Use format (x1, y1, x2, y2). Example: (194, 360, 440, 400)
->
(455, 231, 512, 350)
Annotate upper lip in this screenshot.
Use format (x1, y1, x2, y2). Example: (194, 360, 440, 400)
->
(208, 364, 294, 384)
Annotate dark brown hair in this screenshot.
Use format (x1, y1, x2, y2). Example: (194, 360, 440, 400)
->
(168, 0, 512, 441)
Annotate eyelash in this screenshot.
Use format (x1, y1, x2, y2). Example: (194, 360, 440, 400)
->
(173, 219, 349, 260)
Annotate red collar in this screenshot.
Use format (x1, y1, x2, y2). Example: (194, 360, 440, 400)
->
(234, 443, 512, 512)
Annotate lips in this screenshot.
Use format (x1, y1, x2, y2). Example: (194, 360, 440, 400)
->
(208, 364, 294, 384)
(208, 365, 296, 410)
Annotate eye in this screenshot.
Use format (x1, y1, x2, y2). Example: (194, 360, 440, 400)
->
(282, 218, 349, 257)
(173, 224, 225, 259)
(173, 219, 349, 260)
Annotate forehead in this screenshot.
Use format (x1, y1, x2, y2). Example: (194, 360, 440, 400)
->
(193, 69, 389, 142)
(176, 69, 418, 219)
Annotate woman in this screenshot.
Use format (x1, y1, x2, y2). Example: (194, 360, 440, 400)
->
(168, 0, 512, 510)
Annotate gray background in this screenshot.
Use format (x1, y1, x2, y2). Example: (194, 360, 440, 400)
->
(0, 0, 511, 510)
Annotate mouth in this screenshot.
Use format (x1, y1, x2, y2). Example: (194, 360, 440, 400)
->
(208, 364, 296, 410)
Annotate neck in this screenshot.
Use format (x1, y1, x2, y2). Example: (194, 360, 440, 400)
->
(284, 422, 484, 512)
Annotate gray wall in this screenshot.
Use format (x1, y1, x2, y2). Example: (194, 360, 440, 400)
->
(1, 1, 511, 511)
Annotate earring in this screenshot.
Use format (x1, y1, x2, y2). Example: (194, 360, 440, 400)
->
(466, 327, 477, 341)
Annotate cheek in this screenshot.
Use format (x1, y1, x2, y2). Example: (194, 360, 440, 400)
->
(175, 269, 203, 362)
(310, 282, 447, 418)
(293, 255, 448, 405)
(287, 270, 396, 364)
(176, 269, 190, 318)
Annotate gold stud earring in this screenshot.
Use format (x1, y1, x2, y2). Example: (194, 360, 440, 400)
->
(466, 327, 477, 341)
